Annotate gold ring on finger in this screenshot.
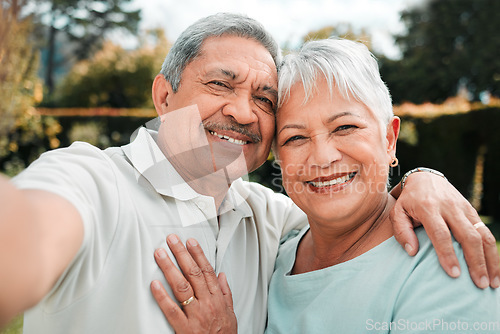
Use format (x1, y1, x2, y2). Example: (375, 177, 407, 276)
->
(473, 222, 486, 229)
(180, 296, 195, 306)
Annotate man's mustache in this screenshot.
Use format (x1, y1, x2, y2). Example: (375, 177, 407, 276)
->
(203, 120, 262, 143)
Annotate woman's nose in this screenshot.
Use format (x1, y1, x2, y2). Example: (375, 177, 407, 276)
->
(308, 135, 342, 168)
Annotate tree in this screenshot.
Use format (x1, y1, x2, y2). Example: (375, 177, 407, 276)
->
(55, 28, 170, 108)
(302, 23, 372, 49)
(381, 0, 500, 104)
(1, 0, 35, 137)
(30, 0, 141, 96)
(0, 0, 61, 176)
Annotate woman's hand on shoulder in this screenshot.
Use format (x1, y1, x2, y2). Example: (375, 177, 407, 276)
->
(390, 170, 500, 289)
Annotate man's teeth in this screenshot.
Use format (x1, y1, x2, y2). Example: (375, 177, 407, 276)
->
(309, 173, 356, 187)
(209, 131, 247, 145)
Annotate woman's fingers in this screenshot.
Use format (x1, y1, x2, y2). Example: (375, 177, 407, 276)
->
(420, 215, 462, 278)
(154, 246, 197, 307)
(185, 238, 223, 295)
(150, 280, 188, 330)
(165, 234, 211, 300)
(390, 201, 420, 256)
(153, 235, 238, 333)
(474, 224, 500, 288)
(218, 272, 234, 311)
(443, 203, 497, 289)
(392, 171, 500, 288)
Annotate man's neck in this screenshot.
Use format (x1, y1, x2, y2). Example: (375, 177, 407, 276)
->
(168, 158, 233, 212)
(186, 176, 231, 212)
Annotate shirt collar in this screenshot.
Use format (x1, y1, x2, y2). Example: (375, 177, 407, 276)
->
(121, 123, 253, 218)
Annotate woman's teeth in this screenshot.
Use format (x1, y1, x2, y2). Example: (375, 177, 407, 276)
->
(309, 172, 356, 187)
(209, 130, 247, 145)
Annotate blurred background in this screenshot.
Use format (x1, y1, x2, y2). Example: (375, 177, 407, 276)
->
(0, 1, 499, 329)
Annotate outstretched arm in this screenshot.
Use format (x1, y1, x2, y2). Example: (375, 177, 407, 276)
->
(389, 169, 500, 289)
(0, 175, 83, 328)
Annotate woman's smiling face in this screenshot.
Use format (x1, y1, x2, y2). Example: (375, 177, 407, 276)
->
(276, 77, 400, 226)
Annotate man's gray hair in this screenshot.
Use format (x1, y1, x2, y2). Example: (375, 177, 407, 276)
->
(160, 13, 281, 92)
(278, 38, 393, 125)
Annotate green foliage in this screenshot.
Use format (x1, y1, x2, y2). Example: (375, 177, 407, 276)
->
(54, 29, 169, 108)
(380, 0, 500, 104)
(0, 315, 23, 334)
(29, 0, 141, 95)
(55, 115, 151, 149)
(396, 108, 500, 230)
(37, 0, 141, 60)
(0, 2, 39, 138)
(249, 158, 284, 194)
(0, 1, 62, 176)
(302, 24, 372, 49)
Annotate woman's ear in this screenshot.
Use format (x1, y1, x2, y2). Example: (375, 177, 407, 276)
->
(152, 74, 174, 117)
(386, 116, 401, 159)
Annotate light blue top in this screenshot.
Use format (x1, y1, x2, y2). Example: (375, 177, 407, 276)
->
(266, 227, 500, 334)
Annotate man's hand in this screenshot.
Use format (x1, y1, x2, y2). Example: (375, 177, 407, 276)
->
(151, 234, 237, 333)
(390, 171, 500, 289)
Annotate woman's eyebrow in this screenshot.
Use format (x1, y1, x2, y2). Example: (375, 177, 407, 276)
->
(278, 111, 359, 135)
(277, 123, 305, 135)
(325, 111, 358, 123)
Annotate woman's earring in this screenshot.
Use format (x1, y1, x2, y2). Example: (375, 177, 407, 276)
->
(390, 157, 399, 167)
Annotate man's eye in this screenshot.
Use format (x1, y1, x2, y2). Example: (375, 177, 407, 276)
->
(209, 81, 229, 88)
(257, 96, 273, 106)
(254, 96, 275, 114)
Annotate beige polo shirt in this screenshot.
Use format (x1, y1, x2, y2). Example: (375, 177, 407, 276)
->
(13, 126, 307, 334)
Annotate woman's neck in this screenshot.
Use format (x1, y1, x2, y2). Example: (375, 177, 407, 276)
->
(293, 194, 396, 275)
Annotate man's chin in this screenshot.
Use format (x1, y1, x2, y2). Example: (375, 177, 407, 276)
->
(220, 163, 249, 183)
(210, 141, 249, 182)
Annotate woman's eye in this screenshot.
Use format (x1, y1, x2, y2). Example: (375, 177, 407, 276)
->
(282, 135, 306, 145)
(335, 125, 357, 132)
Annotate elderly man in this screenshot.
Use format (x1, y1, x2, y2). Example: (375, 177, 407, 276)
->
(0, 13, 498, 334)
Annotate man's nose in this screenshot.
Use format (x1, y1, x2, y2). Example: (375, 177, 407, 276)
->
(222, 94, 258, 125)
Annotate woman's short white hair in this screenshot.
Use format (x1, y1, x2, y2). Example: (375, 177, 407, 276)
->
(278, 38, 393, 126)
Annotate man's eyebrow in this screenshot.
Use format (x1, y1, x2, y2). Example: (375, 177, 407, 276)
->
(204, 68, 237, 80)
(204, 68, 277, 100)
(261, 85, 278, 100)
(221, 69, 236, 80)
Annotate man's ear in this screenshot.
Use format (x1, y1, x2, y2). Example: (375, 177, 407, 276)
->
(152, 74, 174, 117)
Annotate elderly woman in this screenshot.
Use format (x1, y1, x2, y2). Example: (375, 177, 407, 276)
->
(150, 38, 499, 333)
(264, 38, 500, 333)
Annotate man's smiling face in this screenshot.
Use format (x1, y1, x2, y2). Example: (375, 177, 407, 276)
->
(156, 35, 278, 180)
